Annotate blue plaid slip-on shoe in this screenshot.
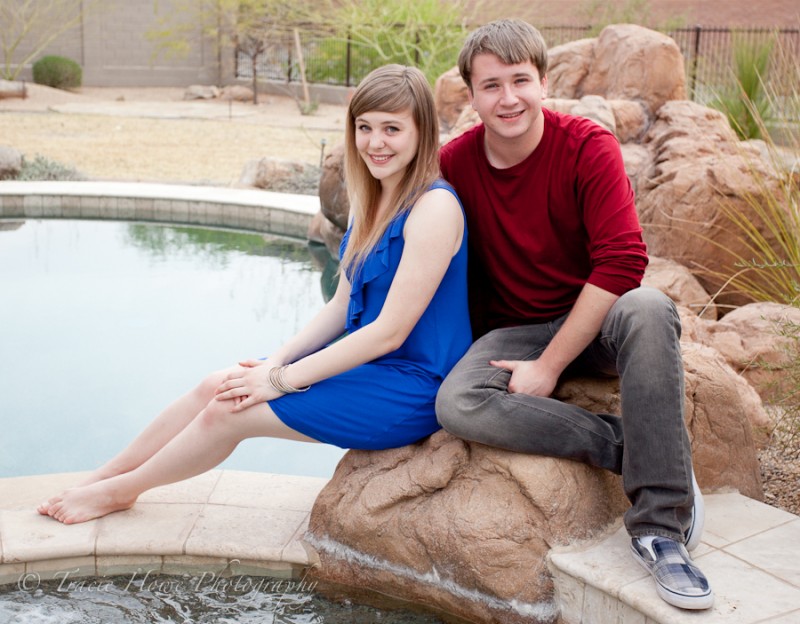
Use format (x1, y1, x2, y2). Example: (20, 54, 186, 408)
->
(685, 470, 705, 551)
(631, 536, 714, 610)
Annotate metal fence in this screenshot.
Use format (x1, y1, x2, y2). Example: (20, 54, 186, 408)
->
(237, 24, 800, 120)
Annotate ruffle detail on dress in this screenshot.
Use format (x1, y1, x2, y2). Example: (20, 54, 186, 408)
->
(345, 213, 407, 332)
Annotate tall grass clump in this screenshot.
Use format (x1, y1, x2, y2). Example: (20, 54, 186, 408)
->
(710, 34, 774, 140)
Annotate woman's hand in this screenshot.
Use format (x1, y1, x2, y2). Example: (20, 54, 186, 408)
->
(214, 359, 284, 411)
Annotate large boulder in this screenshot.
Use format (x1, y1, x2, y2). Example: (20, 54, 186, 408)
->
(548, 24, 686, 116)
(307, 341, 763, 623)
(637, 100, 786, 308)
(308, 431, 624, 624)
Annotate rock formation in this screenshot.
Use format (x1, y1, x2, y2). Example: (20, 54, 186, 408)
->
(308, 339, 764, 623)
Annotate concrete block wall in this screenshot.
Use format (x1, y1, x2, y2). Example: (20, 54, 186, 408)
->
(9, 0, 232, 87)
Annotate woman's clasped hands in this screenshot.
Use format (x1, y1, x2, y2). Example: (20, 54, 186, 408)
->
(214, 359, 284, 410)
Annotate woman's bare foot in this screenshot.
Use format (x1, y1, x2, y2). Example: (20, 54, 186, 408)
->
(37, 466, 127, 516)
(43, 480, 137, 524)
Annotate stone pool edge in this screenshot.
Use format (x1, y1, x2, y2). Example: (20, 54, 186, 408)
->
(0, 180, 319, 239)
(0, 470, 328, 586)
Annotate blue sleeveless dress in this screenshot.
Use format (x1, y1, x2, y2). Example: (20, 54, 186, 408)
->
(270, 180, 471, 449)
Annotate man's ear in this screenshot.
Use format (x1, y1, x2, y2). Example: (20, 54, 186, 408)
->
(467, 87, 476, 109)
(541, 74, 548, 100)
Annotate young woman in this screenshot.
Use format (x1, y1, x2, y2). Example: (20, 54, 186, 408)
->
(39, 65, 471, 524)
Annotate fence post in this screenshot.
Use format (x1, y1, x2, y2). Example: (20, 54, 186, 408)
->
(346, 30, 352, 87)
(690, 24, 702, 99)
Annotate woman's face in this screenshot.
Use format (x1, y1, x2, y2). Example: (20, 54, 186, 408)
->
(354, 108, 419, 189)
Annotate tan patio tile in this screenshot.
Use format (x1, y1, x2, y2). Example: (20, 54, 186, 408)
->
(184, 504, 308, 562)
(0, 510, 96, 563)
(724, 519, 800, 588)
(0, 472, 90, 510)
(95, 503, 204, 557)
(703, 492, 797, 546)
(764, 609, 800, 623)
(208, 470, 327, 512)
(137, 471, 221, 505)
(620, 549, 800, 624)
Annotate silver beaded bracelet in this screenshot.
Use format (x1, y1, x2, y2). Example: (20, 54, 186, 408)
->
(268, 365, 310, 394)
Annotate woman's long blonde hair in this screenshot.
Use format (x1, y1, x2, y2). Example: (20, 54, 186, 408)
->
(341, 64, 440, 274)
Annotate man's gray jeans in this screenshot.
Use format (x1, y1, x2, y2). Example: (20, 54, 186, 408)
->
(436, 287, 694, 541)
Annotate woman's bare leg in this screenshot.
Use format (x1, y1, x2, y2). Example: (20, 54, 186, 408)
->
(38, 366, 242, 515)
(44, 396, 315, 524)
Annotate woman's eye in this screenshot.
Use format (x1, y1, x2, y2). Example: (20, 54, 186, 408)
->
(357, 124, 370, 132)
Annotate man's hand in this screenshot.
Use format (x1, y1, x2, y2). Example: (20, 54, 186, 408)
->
(490, 358, 559, 397)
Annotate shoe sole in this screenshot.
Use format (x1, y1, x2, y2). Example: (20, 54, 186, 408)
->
(630, 544, 715, 610)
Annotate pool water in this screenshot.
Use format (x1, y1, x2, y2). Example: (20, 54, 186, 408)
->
(0, 572, 448, 623)
(0, 219, 346, 478)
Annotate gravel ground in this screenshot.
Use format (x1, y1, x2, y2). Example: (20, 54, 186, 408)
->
(0, 84, 346, 186)
(2, 84, 797, 517)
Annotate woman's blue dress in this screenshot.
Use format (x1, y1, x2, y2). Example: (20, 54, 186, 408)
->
(270, 180, 471, 449)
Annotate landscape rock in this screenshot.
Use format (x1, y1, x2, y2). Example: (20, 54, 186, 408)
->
(642, 256, 717, 320)
(220, 85, 254, 102)
(316, 143, 349, 256)
(701, 302, 800, 403)
(434, 66, 469, 133)
(307, 341, 763, 623)
(637, 100, 786, 308)
(183, 84, 220, 100)
(238, 157, 308, 190)
(0, 145, 23, 180)
(548, 24, 686, 115)
(569, 94, 616, 134)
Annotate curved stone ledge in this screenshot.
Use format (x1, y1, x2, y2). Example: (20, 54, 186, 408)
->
(0, 181, 319, 239)
(0, 471, 326, 586)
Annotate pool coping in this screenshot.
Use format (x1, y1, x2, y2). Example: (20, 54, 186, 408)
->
(0, 180, 320, 239)
(0, 470, 328, 587)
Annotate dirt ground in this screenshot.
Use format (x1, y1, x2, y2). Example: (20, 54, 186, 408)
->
(0, 84, 348, 186)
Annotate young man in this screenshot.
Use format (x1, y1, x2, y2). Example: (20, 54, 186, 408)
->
(435, 19, 713, 611)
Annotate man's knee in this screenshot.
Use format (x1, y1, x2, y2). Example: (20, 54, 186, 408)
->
(614, 287, 680, 332)
(435, 372, 480, 437)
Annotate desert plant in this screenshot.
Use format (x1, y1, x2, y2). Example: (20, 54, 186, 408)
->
(17, 154, 85, 181)
(324, 0, 477, 86)
(702, 70, 800, 454)
(32, 55, 82, 89)
(710, 34, 774, 140)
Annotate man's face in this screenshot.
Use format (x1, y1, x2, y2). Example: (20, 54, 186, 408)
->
(467, 53, 548, 144)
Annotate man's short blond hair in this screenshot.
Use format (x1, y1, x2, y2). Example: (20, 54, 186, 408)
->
(458, 19, 548, 91)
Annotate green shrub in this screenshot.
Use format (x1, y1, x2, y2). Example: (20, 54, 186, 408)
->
(32, 55, 83, 90)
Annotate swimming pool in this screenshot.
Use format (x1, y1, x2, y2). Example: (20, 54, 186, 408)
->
(0, 219, 346, 478)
